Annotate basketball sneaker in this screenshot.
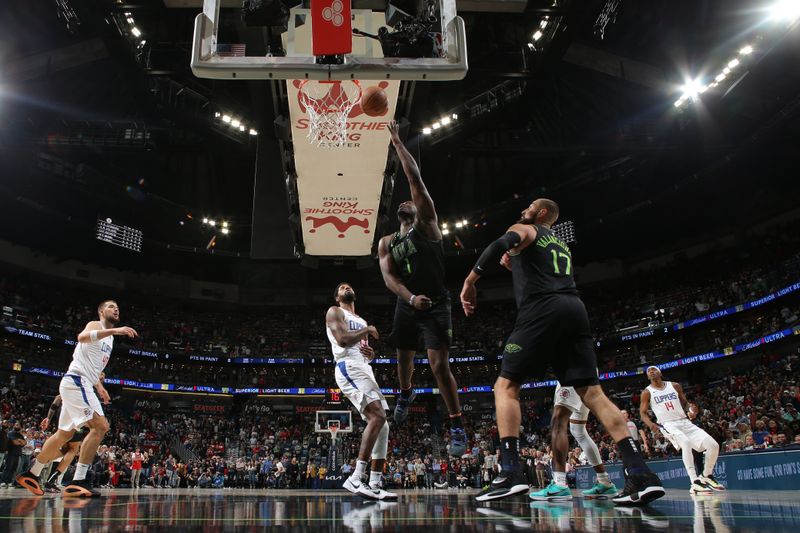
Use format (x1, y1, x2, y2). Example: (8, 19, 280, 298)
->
(393, 391, 416, 425)
(343, 476, 380, 500)
(582, 481, 618, 499)
(474, 470, 529, 502)
(611, 472, 665, 506)
(15, 471, 44, 496)
(449, 428, 467, 457)
(689, 479, 713, 494)
(63, 479, 101, 498)
(699, 475, 725, 491)
(529, 481, 572, 501)
(44, 481, 62, 494)
(369, 480, 398, 501)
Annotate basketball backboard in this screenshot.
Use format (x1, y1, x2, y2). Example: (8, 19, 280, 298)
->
(315, 410, 354, 435)
(191, 0, 467, 80)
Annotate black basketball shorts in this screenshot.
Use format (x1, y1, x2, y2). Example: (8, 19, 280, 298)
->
(390, 294, 452, 351)
(500, 294, 599, 387)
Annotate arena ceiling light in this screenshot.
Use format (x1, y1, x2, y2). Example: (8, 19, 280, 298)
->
(673, 47, 751, 109)
(421, 112, 459, 134)
(769, 0, 800, 22)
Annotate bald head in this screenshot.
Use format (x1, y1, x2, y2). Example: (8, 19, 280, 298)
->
(519, 198, 560, 226)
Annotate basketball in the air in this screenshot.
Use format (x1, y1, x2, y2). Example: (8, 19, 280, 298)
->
(360, 86, 389, 117)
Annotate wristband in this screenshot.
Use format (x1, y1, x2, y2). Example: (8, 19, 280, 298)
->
(90, 330, 99, 342)
(409, 295, 416, 306)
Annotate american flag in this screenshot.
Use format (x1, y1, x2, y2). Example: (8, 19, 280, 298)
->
(215, 44, 246, 57)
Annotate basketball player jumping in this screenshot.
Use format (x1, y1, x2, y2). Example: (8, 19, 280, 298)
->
(461, 198, 663, 505)
(495, 250, 617, 500)
(640, 366, 724, 493)
(378, 121, 467, 456)
(17, 300, 136, 497)
(326, 282, 397, 500)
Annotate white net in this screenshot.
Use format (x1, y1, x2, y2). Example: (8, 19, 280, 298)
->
(298, 80, 362, 147)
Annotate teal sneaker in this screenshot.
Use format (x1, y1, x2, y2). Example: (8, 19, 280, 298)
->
(529, 481, 572, 501)
(582, 482, 618, 499)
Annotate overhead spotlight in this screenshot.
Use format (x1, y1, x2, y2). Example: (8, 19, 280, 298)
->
(441, 117, 451, 125)
(442, 229, 450, 235)
(739, 45, 754, 55)
(222, 114, 231, 123)
(715, 73, 726, 82)
(452, 113, 458, 120)
(231, 119, 241, 128)
(239, 125, 245, 131)
(680, 79, 703, 101)
(131, 27, 142, 38)
(208, 220, 216, 227)
(124, 11, 131, 16)
(221, 228, 230, 235)
(126, 16, 134, 24)
(203, 217, 209, 224)
(710, 82, 719, 88)
(723, 67, 731, 74)
(532, 30, 543, 41)
(540, 18, 549, 29)
(455, 222, 463, 228)
(728, 58, 740, 68)
(527, 43, 535, 51)
(215, 112, 221, 118)
(462, 219, 468, 226)
(249, 129, 258, 136)
(432, 122, 441, 130)
(441, 222, 448, 229)
(422, 127, 432, 135)
(769, 0, 800, 22)
(222, 221, 229, 228)
(673, 99, 683, 108)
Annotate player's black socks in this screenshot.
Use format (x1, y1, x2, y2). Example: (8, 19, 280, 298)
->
(617, 437, 649, 475)
(499, 437, 520, 473)
(400, 387, 413, 400)
(449, 413, 464, 429)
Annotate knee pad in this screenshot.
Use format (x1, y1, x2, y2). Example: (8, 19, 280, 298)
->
(371, 421, 389, 460)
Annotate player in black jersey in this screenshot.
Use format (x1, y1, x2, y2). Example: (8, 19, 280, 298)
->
(377, 121, 466, 456)
(39, 394, 87, 492)
(461, 198, 664, 505)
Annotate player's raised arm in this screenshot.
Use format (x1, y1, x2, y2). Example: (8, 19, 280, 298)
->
(325, 306, 378, 348)
(76, 321, 137, 343)
(388, 121, 440, 239)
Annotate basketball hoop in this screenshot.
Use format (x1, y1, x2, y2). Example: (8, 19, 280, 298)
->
(297, 80, 361, 147)
(328, 420, 341, 441)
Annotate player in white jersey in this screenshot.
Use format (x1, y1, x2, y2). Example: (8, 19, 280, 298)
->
(640, 366, 724, 493)
(530, 383, 617, 501)
(17, 300, 137, 497)
(325, 283, 396, 501)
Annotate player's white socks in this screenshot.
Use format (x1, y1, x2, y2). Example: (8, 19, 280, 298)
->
(369, 470, 382, 486)
(553, 471, 567, 486)
(30, 460, 46, 477)
(352, 460, 368, 481)
(702, 438, 720, 477)
(73, 463, 90, 482)
(596, 472, 612, 486)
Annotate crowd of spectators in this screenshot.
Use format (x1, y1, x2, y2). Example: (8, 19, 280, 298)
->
(1, 345, 798, 491)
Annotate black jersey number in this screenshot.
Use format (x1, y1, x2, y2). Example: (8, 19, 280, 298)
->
(550, 249, 572, 275)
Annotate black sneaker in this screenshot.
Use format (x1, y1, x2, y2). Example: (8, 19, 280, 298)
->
(63, 479, 101, 498)
(15, 471, 43, 496)
(474, 471, 529, 502)
(44, 480, 61, 494)
(612, 472, 665, 506)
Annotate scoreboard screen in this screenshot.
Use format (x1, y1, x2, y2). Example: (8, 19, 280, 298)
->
(96, 218, 143, 252)
(325, 388, 343, 405)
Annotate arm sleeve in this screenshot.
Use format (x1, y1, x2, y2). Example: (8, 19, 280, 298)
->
(472, 232, 523, 275)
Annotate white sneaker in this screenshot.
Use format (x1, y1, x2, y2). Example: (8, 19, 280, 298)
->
(0, 483, 6, 488)
(343, 476, 380, 500)
(369, 482, 398, 501)
(690, 479, 713, 494)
